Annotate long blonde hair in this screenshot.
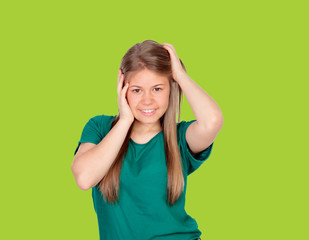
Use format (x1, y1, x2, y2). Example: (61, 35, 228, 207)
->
(99, 40, 187, 206)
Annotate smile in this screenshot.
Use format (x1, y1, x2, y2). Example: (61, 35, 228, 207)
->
(141, 109, 155, 112)
(139, 109, 157, 116)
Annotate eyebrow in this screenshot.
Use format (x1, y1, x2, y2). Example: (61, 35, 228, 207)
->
(129, 84, 164, 88)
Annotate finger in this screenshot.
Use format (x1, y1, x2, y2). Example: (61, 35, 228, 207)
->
(117, 72, 124, 95)
(117, 70, 121, 93)
(162, 42, 173, 48)
(118, 83, 126, 106)
(117, 69, 121, 84)
(121, 82, 129, 94)
(163, 43, 176, 53)
(120, 83, 129, 103)
(122, 82, 130, 98)
(117, 69, 123, 85)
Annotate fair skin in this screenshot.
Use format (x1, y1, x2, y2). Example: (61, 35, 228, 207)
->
(161, 43, 223, 154)
(118, 42, 223, 153)
(71, 42, 223, 191)
(124, 68, 170, 141)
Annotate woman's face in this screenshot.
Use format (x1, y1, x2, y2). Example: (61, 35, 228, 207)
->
(125, 68, 170, 126)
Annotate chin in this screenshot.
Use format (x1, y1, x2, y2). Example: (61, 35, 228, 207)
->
(135, 117, 160, 124)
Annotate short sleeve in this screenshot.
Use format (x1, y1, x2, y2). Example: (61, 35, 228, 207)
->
(74, 114, 116, 156)
(177, 120, 214, 176)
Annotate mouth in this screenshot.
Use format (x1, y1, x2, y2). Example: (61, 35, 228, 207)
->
(139, 108, 157, 116)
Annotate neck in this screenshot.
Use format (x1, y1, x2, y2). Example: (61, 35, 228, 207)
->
(132, 120, 162, 135)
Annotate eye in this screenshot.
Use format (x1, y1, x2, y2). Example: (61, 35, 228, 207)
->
(154, 88, 162, 92)
(132, 89, 141, 93)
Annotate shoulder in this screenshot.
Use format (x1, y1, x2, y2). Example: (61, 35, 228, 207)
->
(89, 114, 116, 126)
(85, 114, 117, 136)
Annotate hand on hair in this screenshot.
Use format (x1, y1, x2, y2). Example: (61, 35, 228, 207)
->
(162, 43, 188, 82)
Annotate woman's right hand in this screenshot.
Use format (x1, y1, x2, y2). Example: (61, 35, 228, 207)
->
(117, 69, 135, 124)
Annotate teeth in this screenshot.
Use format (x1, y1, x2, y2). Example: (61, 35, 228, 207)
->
(142, 109, 155, 113)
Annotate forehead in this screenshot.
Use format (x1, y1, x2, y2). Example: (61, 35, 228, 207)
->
(128, 69, 169, 86)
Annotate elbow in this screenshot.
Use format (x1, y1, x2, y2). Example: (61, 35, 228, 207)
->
(71, 163, 91, 191)
(76, 176, 91, 191)
(213, 113, 224, 129)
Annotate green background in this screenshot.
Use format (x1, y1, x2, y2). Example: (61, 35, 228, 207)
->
(1, 0, 308, 239)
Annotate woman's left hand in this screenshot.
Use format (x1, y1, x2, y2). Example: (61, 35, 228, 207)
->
(162, 42, 188, 82)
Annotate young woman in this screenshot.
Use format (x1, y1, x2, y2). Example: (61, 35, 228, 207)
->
(71, 40, 223, 240)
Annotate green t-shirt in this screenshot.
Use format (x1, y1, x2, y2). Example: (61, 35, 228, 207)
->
(74, 114, 214, 240)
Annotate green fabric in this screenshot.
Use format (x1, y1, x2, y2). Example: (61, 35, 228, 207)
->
(74, 114, 214, 240)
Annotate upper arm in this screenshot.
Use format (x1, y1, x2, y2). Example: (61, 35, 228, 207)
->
(73, 115, 115, 156)
(71, 142, 97, 190)
(186, 120, 222, 155)
(74, 142, 97, 159)
(71, 142, 96, 169)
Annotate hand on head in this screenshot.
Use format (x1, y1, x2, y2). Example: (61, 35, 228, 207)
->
(117, 69, 135, 124)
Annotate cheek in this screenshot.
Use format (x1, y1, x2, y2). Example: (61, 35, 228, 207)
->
(164, 91, 170, 103)
(159, 93, 170, 108)
(126, 94, 136, 107)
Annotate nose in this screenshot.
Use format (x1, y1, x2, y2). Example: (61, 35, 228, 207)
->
(141, 91, 154, 106)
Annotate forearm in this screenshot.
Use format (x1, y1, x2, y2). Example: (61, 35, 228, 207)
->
(74, 119, 132, 190)
(176, 74, 223, 129)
